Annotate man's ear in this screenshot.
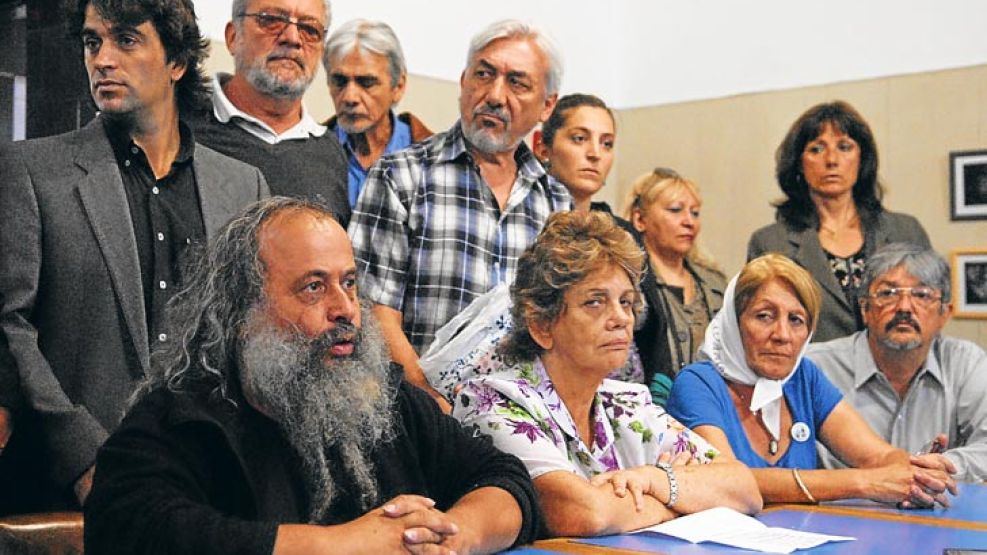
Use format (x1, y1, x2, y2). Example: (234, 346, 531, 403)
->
(539, 92, 558, 123)
(225, 21, 237, 54)
(858, 297, 872, 328)
(532, 129, 548, 162)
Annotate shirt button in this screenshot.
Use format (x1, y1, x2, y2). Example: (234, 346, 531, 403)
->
(158, 333, 167, 342)
(159, 280, 167, 290)
(157, 232, 164, 241)
(124, 159, 131, 167)
(152, 186, 160, 195)
(131, 146, 139, 154)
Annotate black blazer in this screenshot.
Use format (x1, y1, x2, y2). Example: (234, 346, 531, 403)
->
(747, 210, 931, 343)
(0, 117, 270, 501)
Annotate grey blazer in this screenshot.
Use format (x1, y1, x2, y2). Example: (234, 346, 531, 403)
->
(0, 117, 269, 493)
(747, 211, 930, 343)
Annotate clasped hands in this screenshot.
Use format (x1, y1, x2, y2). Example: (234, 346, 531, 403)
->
(894, 452, 958, 510)
(343, 494, 467, 555)
(589, 451, 694, 512)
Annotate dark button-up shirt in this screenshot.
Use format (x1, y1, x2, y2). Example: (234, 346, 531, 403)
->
(106, 118, 204, 347)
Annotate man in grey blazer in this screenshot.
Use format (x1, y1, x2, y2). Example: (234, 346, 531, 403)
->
(0, 0, 268, 512)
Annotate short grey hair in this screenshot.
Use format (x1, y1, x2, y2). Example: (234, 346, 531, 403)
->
(231, 0, 332, 39)
(862, 243, 952, 304)
(465, 19, 563, 97)
(322, 19, 406, 88)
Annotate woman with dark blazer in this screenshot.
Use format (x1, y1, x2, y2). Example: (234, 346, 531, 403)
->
(748, 101, 930, 343)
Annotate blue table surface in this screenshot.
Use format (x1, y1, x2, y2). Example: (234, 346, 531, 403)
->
(828, 481, 987, 524)
(574, 509, 987, 554)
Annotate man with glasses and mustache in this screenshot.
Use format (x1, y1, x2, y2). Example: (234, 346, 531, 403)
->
(191, 0, 351, 226)
(348, 20, 571, 411)
(809, 243, 987, 482)
(84, 197, 540, 555)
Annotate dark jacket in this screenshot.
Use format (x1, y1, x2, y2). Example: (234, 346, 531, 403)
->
(0, 117, 269, 508)
(84, 366, 541, 555)
(747, 210, 931, 342)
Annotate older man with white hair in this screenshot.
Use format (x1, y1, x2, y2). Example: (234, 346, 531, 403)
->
(348, 20, 571, 411)
(809, 243, 987, 482)
(191, 0, 351, 225)
(323, 19, 433, 207)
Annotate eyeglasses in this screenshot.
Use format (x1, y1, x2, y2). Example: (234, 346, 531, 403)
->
(238, 12, 325, 44)
(864, 286, 941, 309)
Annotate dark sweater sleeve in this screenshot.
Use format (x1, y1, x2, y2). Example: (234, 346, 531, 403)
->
(84, 391, 277, 555)
(398, 380, 542, 546)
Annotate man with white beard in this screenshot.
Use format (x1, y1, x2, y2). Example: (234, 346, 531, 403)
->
(348, 20, 572, 411)
(191, 0, 351, 226)
(84, 197, 540, 555)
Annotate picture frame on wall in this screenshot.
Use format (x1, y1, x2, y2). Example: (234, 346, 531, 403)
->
(949, 150, 987, 220)
(951, 248, 987, 319)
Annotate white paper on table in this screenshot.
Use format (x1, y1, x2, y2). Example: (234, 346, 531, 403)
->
(633, 507, 855, 554)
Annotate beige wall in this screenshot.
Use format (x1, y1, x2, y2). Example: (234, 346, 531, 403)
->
(204, 42, 986, 344)
(609, 64, 987, 345)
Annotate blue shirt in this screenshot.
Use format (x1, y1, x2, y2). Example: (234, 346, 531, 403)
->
(335, 110, 412, 208)
(667, 359, 842, 469)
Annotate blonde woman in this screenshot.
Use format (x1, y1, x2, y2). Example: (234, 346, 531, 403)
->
(624, 171, 725, 404)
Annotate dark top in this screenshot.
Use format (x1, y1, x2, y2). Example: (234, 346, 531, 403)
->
(84, 364, 541, 554)
(190, 110, 351, 227)
(107, 119, 204, 344)
(747, 210, 931, 342)
(590, 201, 671, 395)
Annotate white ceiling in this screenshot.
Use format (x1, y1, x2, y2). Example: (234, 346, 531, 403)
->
(196, 0, 987, 109)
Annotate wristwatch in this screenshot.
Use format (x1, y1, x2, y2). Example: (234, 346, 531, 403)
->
(656, 461, 679, 508)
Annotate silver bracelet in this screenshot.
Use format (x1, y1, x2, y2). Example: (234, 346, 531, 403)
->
(656, 461, 679, 508)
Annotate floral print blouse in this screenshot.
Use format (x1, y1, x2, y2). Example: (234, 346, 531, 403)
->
(453, 359, 718, 480)
(430, 308, 643, 400)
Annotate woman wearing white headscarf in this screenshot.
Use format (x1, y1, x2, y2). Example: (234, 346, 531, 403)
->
(667, 254, 957, 507)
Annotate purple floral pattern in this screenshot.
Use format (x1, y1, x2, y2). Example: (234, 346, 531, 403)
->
(430, 311, 644, 400)
(453, 359, 718, 480)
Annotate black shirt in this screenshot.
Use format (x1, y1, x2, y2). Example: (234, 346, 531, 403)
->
(105, 118, 205, 347)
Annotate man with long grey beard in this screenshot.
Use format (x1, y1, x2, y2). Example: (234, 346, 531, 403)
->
(83, 197, 540, 555)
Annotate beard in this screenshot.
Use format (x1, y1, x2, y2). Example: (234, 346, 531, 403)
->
(878, 311, 923, 352)
(238, 303, 394, 522)
(234, 44, 313, 100)
(461, 104, 519, 154)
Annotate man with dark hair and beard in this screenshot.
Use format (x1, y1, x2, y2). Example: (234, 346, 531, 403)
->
(84, 197, 540, 555)
(0, 0, 268, 512)
(190, 0, 351, 227)
(809, 243, 987, 482)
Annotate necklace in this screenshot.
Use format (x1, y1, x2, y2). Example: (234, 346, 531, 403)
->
(730, 383, 778, 455)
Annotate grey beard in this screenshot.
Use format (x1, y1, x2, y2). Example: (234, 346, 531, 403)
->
(239, 303, 394, 522)
(878, 336, 923, 352)
(234, 45, 312, 100)
(244, 67, 310, 99)
(461, 110, 519, 154)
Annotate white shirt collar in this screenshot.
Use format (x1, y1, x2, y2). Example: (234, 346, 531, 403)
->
(211, 73, 326, 145)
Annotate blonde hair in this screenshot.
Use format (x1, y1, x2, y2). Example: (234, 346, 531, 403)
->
(623, 171, 719, 272)
(735, 254, 822, 333)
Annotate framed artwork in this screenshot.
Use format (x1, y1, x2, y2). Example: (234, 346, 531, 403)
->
(949, 150, 987, 220)
(951, 248, 987, 319)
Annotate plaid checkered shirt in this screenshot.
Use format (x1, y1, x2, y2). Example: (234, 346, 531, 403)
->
(348, 121, 572, 354)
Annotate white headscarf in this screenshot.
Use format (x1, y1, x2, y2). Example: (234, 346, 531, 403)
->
(698, 274, 812, 443)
